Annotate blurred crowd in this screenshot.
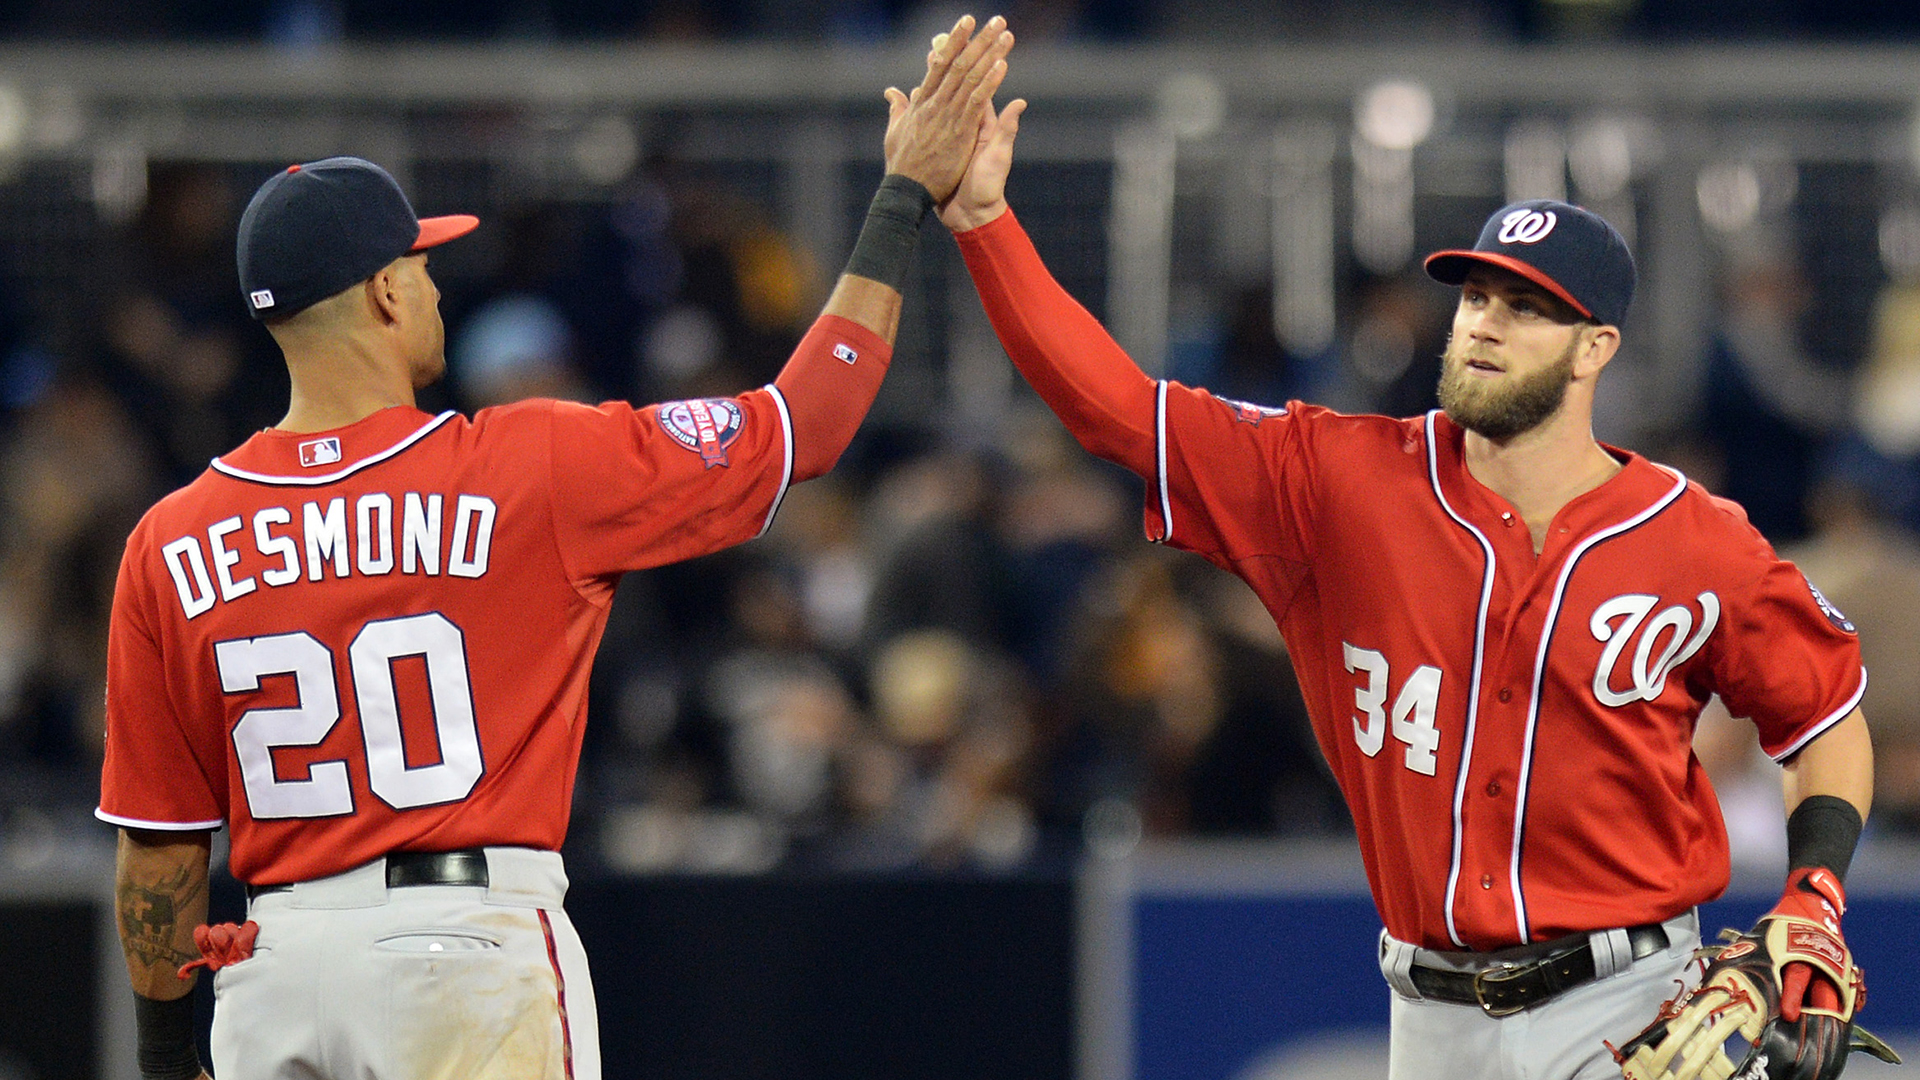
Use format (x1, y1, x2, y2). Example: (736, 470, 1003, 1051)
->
(7, 0, 1920, 45)
(1, 153, 1917, 881)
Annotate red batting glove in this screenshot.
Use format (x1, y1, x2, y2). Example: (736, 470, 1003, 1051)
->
(1768, 866, 1846, 1022)
(177, 920, 260, 979)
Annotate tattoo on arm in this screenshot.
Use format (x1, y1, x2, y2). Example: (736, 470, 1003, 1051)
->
(118, 865, 207, 973)
(115, 830, 213, 996)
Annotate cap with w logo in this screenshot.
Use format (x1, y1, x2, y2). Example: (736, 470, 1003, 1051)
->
(236, 156, 479, 321)
(1423, 199, 1636, 329)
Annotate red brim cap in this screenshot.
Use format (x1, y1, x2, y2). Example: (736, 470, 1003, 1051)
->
(411, 214, 480, 251)
(1423, 250, 1595, 322)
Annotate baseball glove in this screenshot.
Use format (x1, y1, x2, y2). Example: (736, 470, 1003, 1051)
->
(1614, 916, 1900, 1080)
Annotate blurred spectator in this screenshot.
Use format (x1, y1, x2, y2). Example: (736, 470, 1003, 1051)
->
(833, 628, 1038, 870)
(1166, 285, 1316, 410)
(452, 292, 591, 407)
(91, 161, 284, 485)
(1691, 695, 1787, 873)
(1696, 238, 1852, 544)
(1179, 563, 1347, 836)
(1343, 272, 1451, 418)
(1847, 273, 1920, 533)
(1038, 550, 1226, 839)
(0, 371, 159, 781)
(595, 549, 873, 872)
(1782, 472, 1920, 836)
(579, 159, 823, 404)
(1031, 548, 1346, 845)
(993, 409, 1134, 684)
(0, 289, 55, 429)
(765, 476, 876, 655)
(861, 449, 1020, 656)
(861, 417, 1132, 687)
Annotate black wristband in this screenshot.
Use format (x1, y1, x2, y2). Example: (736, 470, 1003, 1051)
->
(843, 174, 935, 292)
(134, 992, 202, 1080)
(1786, 794, 1864, 882)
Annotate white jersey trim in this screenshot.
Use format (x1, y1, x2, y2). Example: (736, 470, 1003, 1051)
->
(1151, 381, 1172, 543)
(209, 410, 458, 487)
(756, 385, 795, 539)
(1767, 667, 1867, 763)
(1510, 463, 1689, 942)
(1423, 411, 1498, 950)
(95, 807, 225, 831)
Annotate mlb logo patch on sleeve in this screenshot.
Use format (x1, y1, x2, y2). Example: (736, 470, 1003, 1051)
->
(832, 343, 858, 364)
(250, 289, 275, 310)
(299, 437, 343, 468)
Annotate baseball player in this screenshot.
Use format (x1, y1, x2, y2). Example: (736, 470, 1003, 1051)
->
(97, 16, 1015, 1080)
(933, 85, 1885, 1079)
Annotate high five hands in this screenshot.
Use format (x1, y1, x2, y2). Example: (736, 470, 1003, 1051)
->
(882, 15, 1017, 205)
(918, 19, 1026, 232)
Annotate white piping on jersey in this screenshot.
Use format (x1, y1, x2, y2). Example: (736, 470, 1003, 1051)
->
(1768, 666, 1867, 763)
(1422, 411, 1499, 950)
(94, 808, 225, 831)
(756, 385, 795, 539)
(1151, 380, 1172, 543)
(209, 411, 458, 486)
(1508, 463, 1689, 943)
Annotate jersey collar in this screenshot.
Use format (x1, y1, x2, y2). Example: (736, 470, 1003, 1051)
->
(1428, 410, 1680, 530)
(210, 407, 456, 486)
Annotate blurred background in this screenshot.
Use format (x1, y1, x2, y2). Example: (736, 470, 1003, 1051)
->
(2, 2, 1920, 1078)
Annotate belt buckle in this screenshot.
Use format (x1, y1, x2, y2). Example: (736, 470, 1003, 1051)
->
(1472, 962, 1530, 1018)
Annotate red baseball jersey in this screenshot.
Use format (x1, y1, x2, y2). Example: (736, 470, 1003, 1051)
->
(1150, 402, 1862, 948)
(957, 211, 1865, 950)
(100, 371, 824, 883)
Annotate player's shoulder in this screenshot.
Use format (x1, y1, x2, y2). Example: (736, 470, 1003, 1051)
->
(463, 396, 562, 433)
(469, 395, 660, 434)
(1665, 468, 1762, 531)
(1189, 391, 1425, 444)
(127, 464, 231, 540)
(1639, 458, 1776, 553)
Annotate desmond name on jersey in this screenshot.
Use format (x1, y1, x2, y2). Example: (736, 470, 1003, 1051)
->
(161, 491, 499, 619)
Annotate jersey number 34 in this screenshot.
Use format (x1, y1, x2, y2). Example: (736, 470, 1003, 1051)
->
(1343, 644, 1441, 776)
(214, 612, 484, 819)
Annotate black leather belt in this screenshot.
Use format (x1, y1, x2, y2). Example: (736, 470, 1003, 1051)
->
(1409, 922, 1669, 1016)
(246, 849, 490, 901)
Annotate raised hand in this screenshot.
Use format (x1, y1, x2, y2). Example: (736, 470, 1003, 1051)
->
(881, 14, 1015, 204)
(938, 95, 1026, 232)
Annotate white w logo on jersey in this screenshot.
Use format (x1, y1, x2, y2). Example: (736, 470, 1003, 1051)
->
(1588, 592, 1720, 707)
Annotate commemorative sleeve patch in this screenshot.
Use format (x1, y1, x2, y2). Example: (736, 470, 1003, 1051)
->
(1211, 394, 1287, 425)
(658, 398, 746, 468)
(1806, 579, 1856, 634)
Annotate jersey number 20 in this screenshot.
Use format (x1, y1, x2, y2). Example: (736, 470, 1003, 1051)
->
(1343, 644, 1441, 776)
(214, 613, 484, 819)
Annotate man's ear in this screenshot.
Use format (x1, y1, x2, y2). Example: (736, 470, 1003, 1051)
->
(1575, 324, 1620, 379)
(364, 265, 403, 327)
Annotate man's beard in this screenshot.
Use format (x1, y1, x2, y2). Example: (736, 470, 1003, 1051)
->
(1437, 334, 1579, 441)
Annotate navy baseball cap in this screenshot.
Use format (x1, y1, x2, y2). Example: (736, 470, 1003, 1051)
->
(1424, 199, 1635, 328)
(236, 156, 478, 321)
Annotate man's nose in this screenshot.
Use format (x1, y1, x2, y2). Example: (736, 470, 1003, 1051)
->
(1461, 303, 1503, 341)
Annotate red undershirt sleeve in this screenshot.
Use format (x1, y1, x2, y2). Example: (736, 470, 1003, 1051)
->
(953, 209, 1159, 478)
(772, 314, 893, 482)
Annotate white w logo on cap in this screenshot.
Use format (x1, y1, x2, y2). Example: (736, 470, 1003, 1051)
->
(1497, 208, 1557, 244)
